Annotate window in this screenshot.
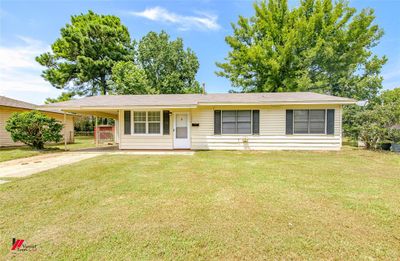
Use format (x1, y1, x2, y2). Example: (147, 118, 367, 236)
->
(221, 110, 252, 134)
(134, 112, 146, 134)
(294, 110, 325, 134)
(130, 111, 161, 135)
(148, 111, 161, 134)
(309, 110, 325, 134)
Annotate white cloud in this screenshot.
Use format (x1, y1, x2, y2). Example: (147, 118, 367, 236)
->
(0, 36, 46, 72)
(0, 36, 61, 104)
(130, 7, 221, 31)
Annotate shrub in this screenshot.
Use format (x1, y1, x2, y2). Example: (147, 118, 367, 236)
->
(388, 128, 400, 143)
(356, 104, 399, 149)
(5, 111, 63, 150)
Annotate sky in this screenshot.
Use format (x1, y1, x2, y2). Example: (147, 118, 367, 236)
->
(0, 0, 399, 104)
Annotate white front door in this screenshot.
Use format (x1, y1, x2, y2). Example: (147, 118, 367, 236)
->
(173, 112, 190, 149)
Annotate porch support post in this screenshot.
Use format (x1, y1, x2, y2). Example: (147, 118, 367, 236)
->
(63, 112, 67, 151)
(95, 116, 98, 147)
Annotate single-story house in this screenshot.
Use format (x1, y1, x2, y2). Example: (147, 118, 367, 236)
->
(42, 92, 355, 150)
(0, 96, 75, 147)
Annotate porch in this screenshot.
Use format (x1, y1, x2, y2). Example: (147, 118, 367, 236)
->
(60, 108, 193, 151)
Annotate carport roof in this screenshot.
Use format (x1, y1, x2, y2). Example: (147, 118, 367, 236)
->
(0, 96, 71, 114)
(40, 92, 356, 109)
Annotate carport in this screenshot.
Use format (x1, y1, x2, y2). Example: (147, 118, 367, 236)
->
(60, 108, 119, 151)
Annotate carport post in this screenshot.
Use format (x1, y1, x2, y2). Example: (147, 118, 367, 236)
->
(63, 112, 67, 151)
(95, 116, 98, 147)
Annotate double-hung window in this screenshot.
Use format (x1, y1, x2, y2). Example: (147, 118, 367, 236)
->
(221, 110, 252, 134)
(134, 112, 146, 134)
(147, 111, 161, 134)
(123, 111, 161, 135)
(293, 110, 325, 134)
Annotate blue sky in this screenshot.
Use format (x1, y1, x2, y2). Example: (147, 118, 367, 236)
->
(0, 0, 399, 104)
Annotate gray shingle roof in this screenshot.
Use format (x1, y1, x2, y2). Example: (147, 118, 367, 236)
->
(0, 96, 68, 114)
(41, 92, 356, 108)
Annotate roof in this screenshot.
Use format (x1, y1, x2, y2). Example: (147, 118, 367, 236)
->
(0, 96, 70, 115)
(41, 92, 356, 109)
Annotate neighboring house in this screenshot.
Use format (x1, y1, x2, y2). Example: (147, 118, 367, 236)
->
(0, 96, 75, 147)
(42, 92, 355, 150)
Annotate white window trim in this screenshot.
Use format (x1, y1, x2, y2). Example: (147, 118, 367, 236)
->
(220, 110, 253, 135)
(292, 109, 326, 135)
(131, 110, 163, 136)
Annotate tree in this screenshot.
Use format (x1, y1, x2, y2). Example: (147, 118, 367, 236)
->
(5, 111, 63, 150)
(36, 10, 134, 96)
(111, 61, 154, 94)
(216, 0, 387, 100)
(45, 92, 75, 104)
(375, 87, 400, 105)
(356, 103, 399, 149)
(137, 31, 202, 94)
(343, 88, 400, 149)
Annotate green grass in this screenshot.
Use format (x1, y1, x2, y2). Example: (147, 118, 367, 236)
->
(0, 148, 399, 260)
(0, 136, 96, 162)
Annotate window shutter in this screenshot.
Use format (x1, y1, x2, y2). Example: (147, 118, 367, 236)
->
(214, 110, 221, 135)
(124, 111, 131, 135)
(327, 109, 335, 135)
(252, 110, 260, 135)
(163, 110, 170, 135)
(286, 110, 293, 135)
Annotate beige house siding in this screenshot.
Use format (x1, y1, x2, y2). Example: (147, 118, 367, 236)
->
(118, 105, 342, 151)
(118, 109, 173, 150)
(0, 107, 74, 147)
(191, 105, 342, 150)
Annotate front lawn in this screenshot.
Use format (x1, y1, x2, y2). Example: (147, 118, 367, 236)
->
(0, 136, 96, 162)
(0, 149, 399, 259)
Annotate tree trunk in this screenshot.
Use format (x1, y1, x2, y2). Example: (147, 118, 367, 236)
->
(100, 74, 107, 95)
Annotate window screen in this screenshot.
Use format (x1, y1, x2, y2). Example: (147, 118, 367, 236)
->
(237, 111, 251, 134)
(309, 110, 325, 134)
(294, 110, 309, 134)
(222, 111, 237, 134)
(221, 110, 251, 134)
(293, 110, 326, 134)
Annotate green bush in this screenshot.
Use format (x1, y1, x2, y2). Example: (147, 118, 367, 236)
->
(343, 88, 400, 149)
(5, 111, 63, 150)
(388, 128, 400, 143)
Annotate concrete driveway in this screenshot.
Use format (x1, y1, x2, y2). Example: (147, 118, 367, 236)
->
(0, 152, 102, 178)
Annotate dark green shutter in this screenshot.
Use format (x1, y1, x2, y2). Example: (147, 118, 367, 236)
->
(327, 109, 335, 135)
(252, 110, 259, 134)
(214, 110, 221, 135)
(124, 111, 131, 135)
(163, 110, 170, 135)
(286, 110, 293, 135)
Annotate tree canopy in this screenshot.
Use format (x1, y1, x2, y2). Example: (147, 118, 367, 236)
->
(216, 0, 387, 100)
(36, 10, 134, 95)
(111, 31, 201, 95)
(136, 31, 201, 94)
(111, 61, 152, 95)
(343, 87, 400, 149)
(37, 12, 201, 96)
(45, 92, 75, 104)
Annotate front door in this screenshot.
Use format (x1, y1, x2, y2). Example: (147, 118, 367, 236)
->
(173, 112, 190, 149)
